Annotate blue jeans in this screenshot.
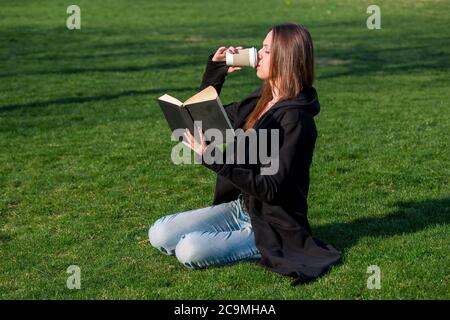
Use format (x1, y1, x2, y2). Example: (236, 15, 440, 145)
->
(148, 195, 261, 269)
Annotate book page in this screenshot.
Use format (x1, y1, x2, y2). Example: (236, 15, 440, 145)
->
(183, 85, 217, 106)
(158, 94, 183, 107)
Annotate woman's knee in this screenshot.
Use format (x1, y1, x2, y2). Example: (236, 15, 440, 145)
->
(175, 232, 206, 269)
(148, 218, 176, 255)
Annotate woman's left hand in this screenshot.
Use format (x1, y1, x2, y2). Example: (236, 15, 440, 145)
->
(182, 126, 207, 156)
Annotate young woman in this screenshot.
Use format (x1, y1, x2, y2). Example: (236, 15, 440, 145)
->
(149, 23, 341, 285)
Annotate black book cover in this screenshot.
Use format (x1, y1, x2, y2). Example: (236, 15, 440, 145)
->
(156, 86, 234, 142)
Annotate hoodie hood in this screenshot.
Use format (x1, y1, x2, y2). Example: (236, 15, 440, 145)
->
(247, 86, 321, 117)
(275, 86, 320, 117)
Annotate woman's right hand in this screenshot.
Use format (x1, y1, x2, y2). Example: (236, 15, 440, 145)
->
(212, 46, 243, 74)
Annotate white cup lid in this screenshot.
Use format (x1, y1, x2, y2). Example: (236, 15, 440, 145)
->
(249, 47, 258, 68)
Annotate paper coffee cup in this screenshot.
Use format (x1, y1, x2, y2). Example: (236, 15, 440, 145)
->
(226, 47, 258, 68)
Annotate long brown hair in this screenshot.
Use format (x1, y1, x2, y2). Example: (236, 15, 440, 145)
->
(245, 23, 315, 129)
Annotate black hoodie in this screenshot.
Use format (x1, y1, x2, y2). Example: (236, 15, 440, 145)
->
(198, 54, 341, 285)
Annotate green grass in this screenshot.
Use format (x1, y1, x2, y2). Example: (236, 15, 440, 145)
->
(0, 0, 449, 299)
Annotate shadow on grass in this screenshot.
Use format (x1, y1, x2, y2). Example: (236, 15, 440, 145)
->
(2, 20, 449, 115)
(2, 20, 449, 78)
(0, 60, 201, 79)
(0, 82, 252, 113)
(317, 44, 449, 80)
(315, 197, 450, 252)
(0, 87, 194, 113)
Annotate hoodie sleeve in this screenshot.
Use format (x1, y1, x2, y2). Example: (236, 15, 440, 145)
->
(199, 53, 240, 126)
(202, 120, 303, 203)
(199, 54, 228, 95)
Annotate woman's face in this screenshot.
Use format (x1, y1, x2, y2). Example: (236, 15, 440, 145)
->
(256, 30, 273, 80)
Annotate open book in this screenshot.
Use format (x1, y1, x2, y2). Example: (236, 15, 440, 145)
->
(157, 86, 234, 141)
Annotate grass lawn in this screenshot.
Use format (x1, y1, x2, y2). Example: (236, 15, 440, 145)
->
(0, 0, 449, 299)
